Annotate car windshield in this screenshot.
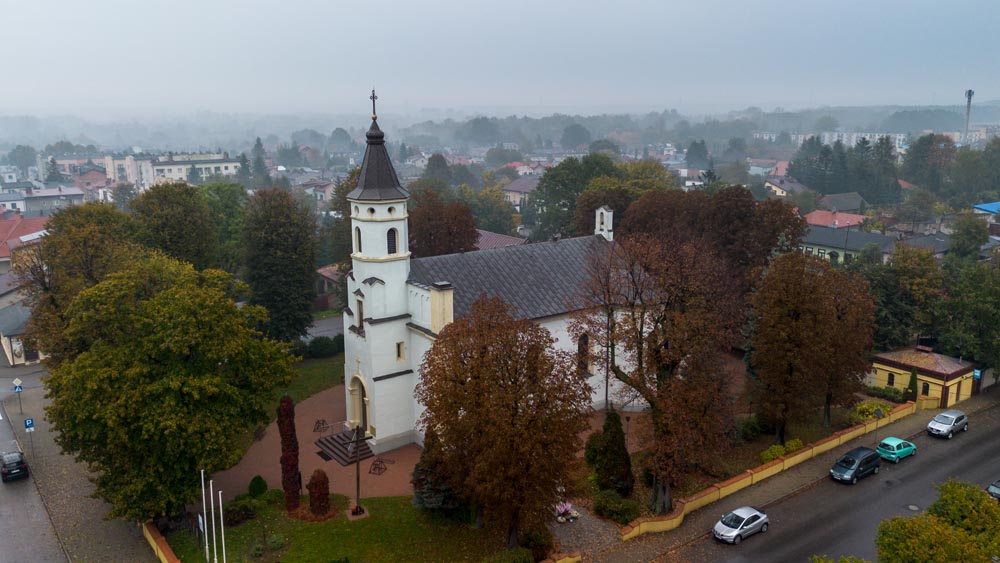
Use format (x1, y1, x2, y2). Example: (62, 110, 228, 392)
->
(879, 442, 894, 451)
(933, 414, 955, 424)
(836, 456, 858, 469)
(2, 453, 21, 466)
(721, 513, 745, 528)
(989, 483, 1000, 494)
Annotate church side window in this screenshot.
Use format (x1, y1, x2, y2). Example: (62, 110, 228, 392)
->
(355, 227, 362, 253)
(387, 228, 398, 254)
(577, 333, 590, 375)
(356, 299, 365, 331)
(396, 342, 405, 361)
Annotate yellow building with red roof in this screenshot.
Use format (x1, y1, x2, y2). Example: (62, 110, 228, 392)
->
(869, 346, 977, 408)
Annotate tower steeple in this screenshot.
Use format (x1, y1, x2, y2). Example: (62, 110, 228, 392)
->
(348, 90, 409, 202)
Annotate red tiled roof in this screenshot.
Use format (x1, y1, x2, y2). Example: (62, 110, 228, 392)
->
(898, 179, 917, 190)
(0, 214, 48, 259)
(804, 210, 867, 228)
(772, 161, 790, 177)
(475, 229, 528, 250)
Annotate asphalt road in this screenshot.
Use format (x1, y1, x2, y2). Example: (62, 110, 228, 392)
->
(658, 404, 1000, 563)
(0, 367, 67, 563)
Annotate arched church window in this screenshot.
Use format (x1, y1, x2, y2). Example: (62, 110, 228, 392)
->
(355, 226, 362, 253)
(599, 212, 605, 228)
(387, 228, 398, 254)
(577, 333, 590, 375)
(922, 382, 930, 396)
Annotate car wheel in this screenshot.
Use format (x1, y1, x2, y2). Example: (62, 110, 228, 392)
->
(947, 431, 954, 439)
(733, 535, 742, 545)
(963, 423, 969, 432)
(874, 465, 880, 475)
(911, 449, 916, 457)
(851, 476, 858, 485)
(761, 523, 768, 534)
(894, 457, 900, 464)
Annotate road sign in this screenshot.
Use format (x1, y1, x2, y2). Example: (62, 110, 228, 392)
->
(973, 368, 982, 380)
(12, 378, 22, 386)
(13, 384, 22, 393)
(24, 418, 34, 431)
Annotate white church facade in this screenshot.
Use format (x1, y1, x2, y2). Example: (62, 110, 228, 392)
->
(339, 109, 623, 454)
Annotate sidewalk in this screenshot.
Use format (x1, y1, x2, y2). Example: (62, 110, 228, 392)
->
(574, 388, 1000, 563)
(4, 386, 156, 563)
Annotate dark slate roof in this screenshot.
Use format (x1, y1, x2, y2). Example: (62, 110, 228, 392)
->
(820, 192, 867, 212)
(765, 177, 810, 195)
(408, 235, 610, 320)
(802, 225, 896, 253)
(900, 233, 950, 254)
(501, 177, 540, 194)
(0, 303, 30, 336)
(348, 120, 409, 202)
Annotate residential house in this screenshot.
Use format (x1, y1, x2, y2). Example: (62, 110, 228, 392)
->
(804, 210, 867, 229)
(23, 186, 85, 213)
(0, 166, 18, 184)
(972, 201, 1000, 223)
(297, 179, 336, 211)
(475, 229, 529, 250)
(898, 233, 951, 259)
(0, 193, 26, 213)
(764, 177, 811, 198)
(868, 347, 980, 408)
(151, 156, 242, 183)
(0, 213, 48, 274)
(74, 168, 109, 190)
(820, 192, 867, 213)
(800, 224, 895, 264)
(0, 303, 41, 366)
(333, 115, 625, 457)
(501, 177, 539, 211)
(771, 161, 790, 178)
(104, 155, 155, 188)
(747, 159, 777, 177)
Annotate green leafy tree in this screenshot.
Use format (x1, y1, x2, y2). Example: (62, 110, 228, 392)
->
(236, 153, 252, 186)
(531, 153, 621, 240)
(243, 188, 317, 341)
(927, 479, 1000, 556)
(685, 140, 710, 169)
(934, 262, 1000, 371)
(589, 139, 619, 157)
(876, 514, 989, 563)
(485, 147, 524, 168)
(423, 153, 452, 185)
(416, 296, 591, 548)
(329, 128, 354, 151)
(572, 176, 640, 236)
(14, 203, 140, 368)
(44, 254, 294, 520)
(186, 164, 200, 185)
(111, 183, 138, 211)
(130, 182, 217, 270)
(561, 124, 592, 150)
(7, 145, 37, 176)
(813, 115, 840, 131)
(251, 137, 271, 188)
(458, 185, 516, 235)
(199, 181, 249, 273)
(902, 134, 956, 196)
(593, 410, 633, 497)
(948, 212, 989, 262)
(44, 157, 63, 182)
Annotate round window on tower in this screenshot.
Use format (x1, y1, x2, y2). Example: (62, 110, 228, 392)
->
(368, 207, 376, 216)
(388, 206, 396, 215)
(354, 206, 360, 216)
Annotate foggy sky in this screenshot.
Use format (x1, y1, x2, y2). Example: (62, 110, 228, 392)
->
(3, 0, 998, 118)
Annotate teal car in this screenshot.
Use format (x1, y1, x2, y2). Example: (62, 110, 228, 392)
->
(877, 437, 916, 463)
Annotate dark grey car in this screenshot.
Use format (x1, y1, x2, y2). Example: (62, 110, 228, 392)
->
(830, 446, 881, 485)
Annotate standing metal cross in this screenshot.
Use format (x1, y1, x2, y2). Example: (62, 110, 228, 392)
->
(370, 89, 378, 120)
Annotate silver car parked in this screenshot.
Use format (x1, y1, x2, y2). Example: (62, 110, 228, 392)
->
(713, 506, 769, 544)
(927, 409, 968, 439)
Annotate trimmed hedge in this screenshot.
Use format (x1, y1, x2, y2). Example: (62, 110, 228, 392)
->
(224, 497, 258, 526)
(866, 385, 905, 404)
(593, 489, 641, 525)
(784, 438, 804, 453)
(760, 444, 786, 464)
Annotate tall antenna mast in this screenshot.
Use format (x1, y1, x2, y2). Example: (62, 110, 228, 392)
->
(964, 89, 974, 143)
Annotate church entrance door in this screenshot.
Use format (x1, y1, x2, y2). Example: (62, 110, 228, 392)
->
(349, 376, 370, 434)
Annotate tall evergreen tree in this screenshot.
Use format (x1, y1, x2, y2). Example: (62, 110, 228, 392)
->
(243, 188, 316, 341)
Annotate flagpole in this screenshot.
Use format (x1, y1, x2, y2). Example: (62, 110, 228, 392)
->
(201, 470, 209, 562)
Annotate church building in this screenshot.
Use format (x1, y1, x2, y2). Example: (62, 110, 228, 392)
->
(338, 104, 619, 455)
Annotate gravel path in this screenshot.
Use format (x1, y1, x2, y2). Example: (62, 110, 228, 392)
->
(549, 506, 619, 560)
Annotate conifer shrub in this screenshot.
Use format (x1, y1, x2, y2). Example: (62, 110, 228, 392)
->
(760, 444, 786, 464)
(248, 475, 267, 498)
(593, 410, 634, 497)
(584, 429, 603, 467)
(593, 489, 642, 525)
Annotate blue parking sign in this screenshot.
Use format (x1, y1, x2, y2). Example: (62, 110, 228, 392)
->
(973, 368, 982, 380)
(24, 418, 34, 429)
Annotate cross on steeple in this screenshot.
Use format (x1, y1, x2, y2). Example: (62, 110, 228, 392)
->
(370, 89, 378, 121)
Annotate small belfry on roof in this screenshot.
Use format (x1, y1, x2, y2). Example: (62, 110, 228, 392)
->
(347, 90, 410, 202)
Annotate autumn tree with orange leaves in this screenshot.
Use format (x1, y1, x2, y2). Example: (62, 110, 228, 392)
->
(416, 295, 591, 549)
(749, 253, 875, 442)
(572, 234, 742, 514)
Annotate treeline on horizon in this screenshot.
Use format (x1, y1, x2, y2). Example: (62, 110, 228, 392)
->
(3, 101, 1000, 155)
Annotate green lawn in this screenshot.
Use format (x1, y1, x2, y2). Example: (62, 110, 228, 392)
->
(266, 355, 345, 421)
(167, 493, 503, 563)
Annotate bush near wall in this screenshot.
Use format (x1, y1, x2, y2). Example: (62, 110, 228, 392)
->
(866, 385, 905, 403)
(593, 490, 642, 525)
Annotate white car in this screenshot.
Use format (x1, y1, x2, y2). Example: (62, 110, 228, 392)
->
(713, 506, 769, 544)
